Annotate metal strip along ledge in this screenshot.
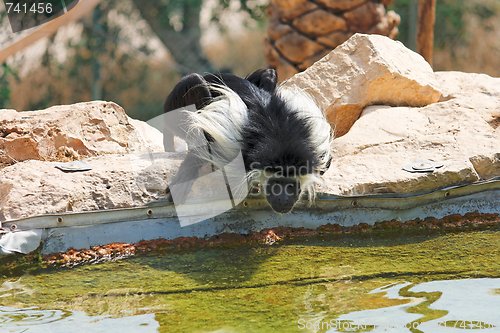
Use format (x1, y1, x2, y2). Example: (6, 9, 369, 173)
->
(1, 178, 499, 254)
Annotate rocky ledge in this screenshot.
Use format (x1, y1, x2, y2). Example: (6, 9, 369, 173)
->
(0, 34, 499, 222)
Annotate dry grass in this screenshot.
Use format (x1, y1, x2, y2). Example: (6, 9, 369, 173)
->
(434, 1, 500, 76)
(204, 27, 267, 76)
(9, 52, 178, 121)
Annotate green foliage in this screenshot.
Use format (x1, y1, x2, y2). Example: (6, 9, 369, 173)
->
(2, 0, 266, 117)
(472, 2, 497, 20)
(210, 0, 268, 29)
(0, 64, 18, 108)
(391, 0, 500, 49)
(15, 0, 172, 119)
(390, 0, 467, 49)
(434, 0, 466, 48)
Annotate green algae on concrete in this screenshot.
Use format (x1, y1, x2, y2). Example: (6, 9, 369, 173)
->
(0, 230, 499, 332)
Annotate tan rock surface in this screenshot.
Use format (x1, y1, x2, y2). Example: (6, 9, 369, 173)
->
(282, 33, 442, 137)
(0, 153, 180, 221)
(0, 101, 164, 165)
(318, 71, 500, 196)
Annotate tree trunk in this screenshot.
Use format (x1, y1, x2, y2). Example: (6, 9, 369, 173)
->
(417, 0, 436, 66)
(90, 4, 105, 100)
(132, 0, 214, 75)
(266, 0, 401, 80)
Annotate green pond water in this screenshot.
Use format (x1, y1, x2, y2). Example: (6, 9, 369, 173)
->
(0, 229, 499, 332)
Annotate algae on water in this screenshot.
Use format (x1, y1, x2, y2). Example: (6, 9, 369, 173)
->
(0, 230, 499, 332)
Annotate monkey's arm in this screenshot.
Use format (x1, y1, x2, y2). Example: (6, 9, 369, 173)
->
(164, 73, 213, 112)
(163, 73, 213, 151)
(163, 74, 216, 199)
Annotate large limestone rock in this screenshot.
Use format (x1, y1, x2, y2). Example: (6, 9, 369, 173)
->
(282, 33, 443, 137)
(0, 101, 163, 165)
(0, 153, 180, 221)
(318, 71, 499, 196)
(0, 101, 168, 220)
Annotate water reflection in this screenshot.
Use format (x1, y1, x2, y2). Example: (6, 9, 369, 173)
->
(328, 278, 500, 333)
(0, 306, 159, 333)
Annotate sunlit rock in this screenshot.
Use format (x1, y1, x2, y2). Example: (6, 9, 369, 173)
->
(283, 33, 442, 137)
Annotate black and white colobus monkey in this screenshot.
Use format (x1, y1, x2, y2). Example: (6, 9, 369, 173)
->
(163, 68, 333, 213)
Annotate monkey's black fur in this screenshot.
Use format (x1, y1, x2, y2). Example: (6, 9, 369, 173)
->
(164, 68, 332, 213)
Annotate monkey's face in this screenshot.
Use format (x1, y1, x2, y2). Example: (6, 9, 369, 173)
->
(247, 165, 317, 214)
(264, 176, 301, 213)
(240, 87, 333, 214)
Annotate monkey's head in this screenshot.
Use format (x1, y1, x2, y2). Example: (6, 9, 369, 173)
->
(242, 88, 333, 213)
(186, 84, 332, 214)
